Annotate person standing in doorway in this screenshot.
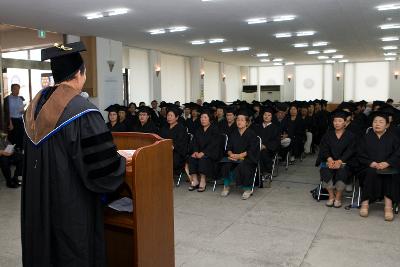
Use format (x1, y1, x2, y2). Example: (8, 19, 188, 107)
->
(4, 84, 25, 149)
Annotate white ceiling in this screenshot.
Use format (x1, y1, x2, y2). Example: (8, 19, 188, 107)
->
(0, 0, 399, 66)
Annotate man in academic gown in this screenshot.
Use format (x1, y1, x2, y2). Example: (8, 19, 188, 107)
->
(21, 42, 126, 267)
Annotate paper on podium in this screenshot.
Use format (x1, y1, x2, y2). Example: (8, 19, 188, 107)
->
(118, 150, 136, 165)
(108, 197, 133, 213)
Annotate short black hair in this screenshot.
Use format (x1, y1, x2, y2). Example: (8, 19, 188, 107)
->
(11, 83, 20, 90)
(63, 64, 85, 82)
(386, 98, 394, 103)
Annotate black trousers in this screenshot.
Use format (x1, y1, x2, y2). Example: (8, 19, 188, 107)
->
(0, 152, 23, 182)
(360, 167, 400, 203)
(260, 149, 275, 174)
(188, 157, 215, 178)
(9, 118, 24, 149)
(221, 161, 257, 187)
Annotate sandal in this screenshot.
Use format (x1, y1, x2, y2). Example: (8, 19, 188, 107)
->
(326, 199, 335, 207)
(197, 186, 206, 192)
(359, 203, 369, 218)
(188, 183, 199, 191)
(384, 207, 394, 222)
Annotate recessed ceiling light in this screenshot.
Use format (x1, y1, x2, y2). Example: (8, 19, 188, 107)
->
(379, 23, 400, 29)
(209, 38, 225, 44)
(313, 42, 329, 47)
(191, 40, 206, 45)
(220, 48, 234, 53)
(272, 15, 296, 22)
(260, 58, 270, 62)
(326, 60, 336, 64)
(169, 26, 188, 32)
(376, 4, 400, 11)
(149, 29, 166, 35)
(383, 45, 398, 50)
(381, 36, 399, 42)
(273, 63, 283, 66)
(332, 55, 344, 59)
(108, 8, 129, 16)
(385, 57, 397, 61)
(275, 32, 292, 38)
(307, 51, 320, 55)
(273, 58, 283, 62)
(324, 49, 337, 54)
(285, 62, 295, 65)
(246, 18, 268, 24)
(236, 47, 251, 51)
(256, 53, 269, 57)
(86, 13, 104, 20)
(294, 43, 309, 48)
(318, 56, 329, 59)
(296, 31, 316, 37)
(339, 59, 349, 63)
(384, 52, 397, 56)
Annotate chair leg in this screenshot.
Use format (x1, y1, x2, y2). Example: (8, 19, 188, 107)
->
(258, 164, 263, 188)
(285, 152, 289, 170)
(317, 182, 322, 202)
(213, 180, 217, 192)
(275, 156, 279, 177)
(251, 168, 258, 193)
(177, 172, 183, 187)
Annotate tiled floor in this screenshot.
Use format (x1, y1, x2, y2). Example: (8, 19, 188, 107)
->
(1, 155, 400, 266)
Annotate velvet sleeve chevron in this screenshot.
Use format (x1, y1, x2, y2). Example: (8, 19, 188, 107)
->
(70, 111, 125, 193)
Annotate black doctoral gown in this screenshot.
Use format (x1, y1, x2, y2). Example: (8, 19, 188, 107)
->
(317, 130, 356, 184)
(132, 120, 159, 134)
(221, 128, 260, 187)
(22, 85, 125, 267)
(160, 123, 189, 173)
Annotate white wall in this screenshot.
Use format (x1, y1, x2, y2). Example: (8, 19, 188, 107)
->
(354, 62, 389, 101)
(204, 61, 221, 102)
(161, 53, 187, 102)
(259, 66, 284, 85)
(125, 47, 151, 104)
(224, 64, 241, 102)
(295, 65, 323, 100)
(92, 37, 123, 118)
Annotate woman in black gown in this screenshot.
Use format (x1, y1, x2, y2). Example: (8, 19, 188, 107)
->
(220, 110, 260, 200)
(132, 106, 158, 134)
(159, 106, 189, 174)
(188, 109, 220, 192)
(358, 111, 400, 221)
(317, 110, 356, 208)
(106, 105, 127, 132)
(287, 104, 306, 162)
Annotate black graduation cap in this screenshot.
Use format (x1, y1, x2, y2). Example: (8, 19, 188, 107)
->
(379, 104, 400, 124)
(225, 105, 236, 115)
(117, 105, 128, 113)
(159, 101, 168, 108)
(138, 106, 152, 115)
(320, 99, 328, 105)
(370, 111, 390, 123)
(372, 101, 385, 108)
(105, 104, 119, 113)
(276, 103, 288, 112)
(338, 102, 356, 113)
(236, 109, 251, 117)
(41, 42, 86, 83)
(252, 100, 261, 107)
(331, 109, 351, 120)
(166, 104, 183, 117)
(356, 100, 368, 106)
(261, 106, 276, 115)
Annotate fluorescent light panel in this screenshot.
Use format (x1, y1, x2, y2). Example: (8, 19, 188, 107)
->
(209, 38, 225, 43)
(384, 52, 397, 56)
(86, 13, 103, 19)
(169, 26, 188, 32)
(294, 43, 309, 48)
(385, 57, 397, 61)
(86, 8, 128, 19)
(191, 40, 206, 45)
(313, 41, 329, 47)
(296, 31, 316, 36)
(332, 55, 344, 59)
(307, 51, 320, 55)
(380, 24, 400, 30)
(285, 62, 295, 65)
(326, 60, 336, 64)
(318, 56, 329, 59)
(275, 32, 292, 38)
(376, 4, 400, 11)
(273, 58, 283, 62)
(272, 15, 296, 22)
(108, 9, 129, 16)
(383, 46, 398, 50)
(220, 48, 234, 53)
(339, 59, 349, 63)
(381, 36, 399, 42)
(273, 63, 283, 66)
(260, 59, 270, 62)
(247, 18, 268, 24)
(236, 47, 251, 51)
(324, 49, 337, 54)
(256, 53, 269, 57)
(149, 29, 166, 35)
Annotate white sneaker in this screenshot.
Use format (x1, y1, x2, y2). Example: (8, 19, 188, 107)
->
(221, 187, 230, 197)
(241, 190, 253, 200)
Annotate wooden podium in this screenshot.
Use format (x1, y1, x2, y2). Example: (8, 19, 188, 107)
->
(104, 132, 175, 267)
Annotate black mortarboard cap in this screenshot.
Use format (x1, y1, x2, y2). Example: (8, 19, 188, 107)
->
(159, 101, 168, 108)
(105, 104, 119, 113)
(225, 105, 236, 114)
(370, 111, 390, 123)
(331, 109, 351, 120)
(236, 109, 250, 117)
(276, 103, 288, 112)
(41, 42, 86, 83)
(338, 102, 356, 113)
(138, 106, 152, 115)
(261, 106, 276, 115)
(166, 104, 183, 117)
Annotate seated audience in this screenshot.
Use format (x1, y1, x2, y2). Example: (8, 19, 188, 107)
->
(220, 110, 260, 200)
(159, 105, 189, 174)
(188, 109, 220, 192)
(218, 105, 237, 137)
(132, 106, 158, 134)
(358, 111, 400, 221)
(105, 105, 127, 132)
(317, 110, 356, 208)
(0, 132, 22, 188)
